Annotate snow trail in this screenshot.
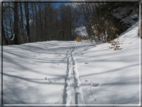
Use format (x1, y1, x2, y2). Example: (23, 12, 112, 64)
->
(63, 43, 85, 106)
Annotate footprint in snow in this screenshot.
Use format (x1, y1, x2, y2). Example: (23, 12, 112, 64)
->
(85, 79, 88, 82)
(84, 62, 88, 64)
(45, 77, 47, 80)
(92, 83, 99, 87)
(49, 81, 52, 84)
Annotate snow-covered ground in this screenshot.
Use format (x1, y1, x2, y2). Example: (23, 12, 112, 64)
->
(74, 22, 141, 106)
(2, 22, 141, 106)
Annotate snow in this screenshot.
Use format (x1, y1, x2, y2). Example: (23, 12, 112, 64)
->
(111, 7, 133, 19)
(10, 34, 15, 41)
(131, 14, 138, 20)
(111, 6, 138, 27)
(75, 22, 140, 105)
(74, 26, 88, 36)
(120, 17, 138, 27)
(2, 22, 141, 106)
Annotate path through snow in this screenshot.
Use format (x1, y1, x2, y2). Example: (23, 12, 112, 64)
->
(63, 43, 85, 106)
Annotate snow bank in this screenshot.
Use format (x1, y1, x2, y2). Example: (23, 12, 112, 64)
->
(73, 22, 140, 105)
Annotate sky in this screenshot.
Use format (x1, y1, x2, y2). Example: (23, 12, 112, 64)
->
(52, 2, 79, 8)
(52, 3, 66, 8)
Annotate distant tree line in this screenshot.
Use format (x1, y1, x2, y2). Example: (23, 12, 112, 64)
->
(2, 2, 138, 45)
(2, 2, 82, 45)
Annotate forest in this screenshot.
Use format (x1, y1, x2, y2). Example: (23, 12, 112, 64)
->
(2, 2, 138, 45)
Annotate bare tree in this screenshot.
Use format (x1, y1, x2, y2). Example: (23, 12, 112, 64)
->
(24, 2, 30, 42)
(13, 2, 20, 44)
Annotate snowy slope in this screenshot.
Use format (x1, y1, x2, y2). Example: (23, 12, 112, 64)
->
(2, 22, 141, 106)
(74, 22, 140, 105)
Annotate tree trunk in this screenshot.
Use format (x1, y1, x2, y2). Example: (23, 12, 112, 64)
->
(20, 2, 23, 29)
(35, 3, 38, 41)
(24, 2, 30, 42)
(44, 5, 47, 41)
(13, 2, 19, 44)
(2, 24, 8, 45)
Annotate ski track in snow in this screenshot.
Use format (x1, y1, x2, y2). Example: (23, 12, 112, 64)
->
(63, 43, 85, 106)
